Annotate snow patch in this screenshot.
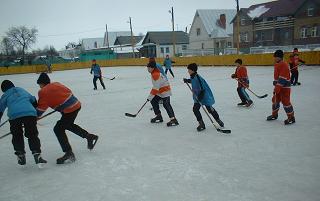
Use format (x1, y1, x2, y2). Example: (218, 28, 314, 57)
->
(248, 5, 270, 19)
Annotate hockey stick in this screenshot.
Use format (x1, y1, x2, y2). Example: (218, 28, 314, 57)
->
(0, 119, 9, 128)
(102, 76, 115, 80)
(235, 78, 268, 99)
(125, 100, 149, 118)
(185, 83, 231, 134)
(0, 110, 56, 139)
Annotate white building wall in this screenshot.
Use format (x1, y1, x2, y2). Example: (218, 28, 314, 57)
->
(189, 15, 211, 49)
(156, 44, 188, 58)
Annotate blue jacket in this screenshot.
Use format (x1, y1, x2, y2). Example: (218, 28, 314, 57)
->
(190, 74, 215, 106)
(163, 58, 174, 69)
(90, 64, 102, 77)
(0, 87, 37, 121)
(156, 63, 167, 79)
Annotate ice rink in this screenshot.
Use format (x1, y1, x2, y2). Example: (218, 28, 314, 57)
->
(0, 65, 320, 201)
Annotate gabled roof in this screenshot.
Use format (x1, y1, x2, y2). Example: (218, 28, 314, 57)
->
(103, 31, 131, 47)
(114, 36, 144, 45)
(81, 38, 104, 50)
(232, 0, 310, 22)
(141, 31, 189, 45)
(194, 9, 237, 38)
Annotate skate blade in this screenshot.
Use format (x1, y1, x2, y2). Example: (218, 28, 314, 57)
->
(37, 163, 45, 169)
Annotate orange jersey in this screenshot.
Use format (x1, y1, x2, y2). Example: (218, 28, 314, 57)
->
(234, 65, 249, 87)
(274, 61, 291, 88)
(148, 68, 172, 100)
(37, 82, 81, 116)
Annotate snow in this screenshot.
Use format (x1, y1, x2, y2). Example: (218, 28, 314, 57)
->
(0, 66, 320, 201)
(248, 5, 270, 19)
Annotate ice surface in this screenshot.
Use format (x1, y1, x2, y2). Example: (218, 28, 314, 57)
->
(0, 66, 319, 201)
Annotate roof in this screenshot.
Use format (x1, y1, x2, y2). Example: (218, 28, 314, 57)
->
(103, 31, 131, 47)
(81, 38, 105, 50)
(230, 8, 249, 23)
(141, 31, 189, 45)
(232, 0, 311, 21)
(114, 36, 144, 45)
(194, 9, 237, 38)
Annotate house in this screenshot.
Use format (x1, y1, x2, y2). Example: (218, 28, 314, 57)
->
(231, 0, 320, 50)
(139, 31, 189, 58)
(188, 9, 237, 55)
(112, 35, 144, 58)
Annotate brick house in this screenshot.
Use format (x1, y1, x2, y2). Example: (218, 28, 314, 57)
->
(231, 0, 320, 49)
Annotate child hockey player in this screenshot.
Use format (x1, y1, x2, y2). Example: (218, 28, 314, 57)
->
(231, 59, 253, 107)
(183, 63, 225, 131)
(267, 50, 295, 125)
(36, 73, 99, 164)
(163, 55, 175, 78)
(0, 80, 47, 166)
(147, 61, 179, 127)
(90, 59, 106, 90)
(289, 48, 305, 86)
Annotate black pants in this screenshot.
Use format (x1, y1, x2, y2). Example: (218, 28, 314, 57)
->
(193, 103, 220, 122)
(290, 70, 299, 85)
(237, 87, 251, 103)
(54, 108, 89, 152)
(9, 116, 41, 155)
(151, 96, 175, 118)
(165, 69, 174, 77)
(93, 76, 106, 89)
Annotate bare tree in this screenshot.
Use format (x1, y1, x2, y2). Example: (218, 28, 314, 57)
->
(6, 26, 38, 64)
(1, 37, 14, 56)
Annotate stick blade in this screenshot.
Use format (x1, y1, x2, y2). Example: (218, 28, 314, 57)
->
(125, 113, 137, 118)
(258, 94, 268, 99)
(217, 128, 231, 134)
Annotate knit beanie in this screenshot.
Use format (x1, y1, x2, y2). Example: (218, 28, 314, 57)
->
(37, 73, 50, 85)
(1, 80, 15, 92)
(187, 63, 198, 72)
(273, 50, 284, 58)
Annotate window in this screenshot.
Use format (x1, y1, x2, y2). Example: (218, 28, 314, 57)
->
(182, 45, 187, 50)
(94, 41, 98, 48)
(166, 47, 170, 53)
(311, 26, 317, 37)
(284, 31, 289, 39)
(201, 43, 204, 49)
(240, 32, 248, 42)
(308, 7, 314, 16)
(227, 42, 232, 47)
(300, 27, 307, 38)
(241, 19, 246, 26)
(160, 47, 164, 53)
(196, 28, 201, 36)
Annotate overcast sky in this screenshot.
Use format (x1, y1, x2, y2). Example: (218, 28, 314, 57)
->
(0, 0, 272, 51)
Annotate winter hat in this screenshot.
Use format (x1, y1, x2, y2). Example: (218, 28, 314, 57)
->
(187, 63, 198, 72)
(92, 59, 96, 62)
(293, 48, 298, 53)
(149, 57, 156, 63)
(147, 61, 157, 68)
(1, 80, 14, 92)
(235, 59, 242, 65)
(273, 50, 284, 58)
(37, 73, 51, 85)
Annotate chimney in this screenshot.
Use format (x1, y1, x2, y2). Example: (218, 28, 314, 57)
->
(220, 14, 226, 29)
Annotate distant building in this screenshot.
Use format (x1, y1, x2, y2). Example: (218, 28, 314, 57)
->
(113, 36, 144, 59)
(231, 0, 320, 50)
(140, 31, 189, 58)
(188, 9, 237, 55)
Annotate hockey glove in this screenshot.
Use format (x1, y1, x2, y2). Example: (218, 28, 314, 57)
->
(32, 100, 38, 108)
(197, 90, 205, 101)
(231, 74, 236, 79)
(273, 81, 277, 86)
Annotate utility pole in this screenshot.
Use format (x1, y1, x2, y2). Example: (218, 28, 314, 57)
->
(105, 24, 109, 48)
(169, 7, 176, 57)
(236, 0, 240, 55)
(129, 17, 135, 58)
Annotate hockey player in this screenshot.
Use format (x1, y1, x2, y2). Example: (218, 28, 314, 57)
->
(231, 59, 253, 107)
(163, 55, 175, 78)
(36, 73, 99, 164)
(183, 63, 225, 131)
(289, 48, 305, 86)
(0, 80, 47, 166)
(267, 50, 295, 125)
(147, 61, 179, 127)
(90, 59, 106, 90)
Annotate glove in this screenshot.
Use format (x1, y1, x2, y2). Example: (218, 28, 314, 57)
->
(273, 81, 277, 86)
(274, 85, 281, 94)
(90, 71, 92, 74)
(0, 112, 3, 123)
(183, 78, 191, 83)
(231, 74, 236, 79)
(197, 90, 205, 101)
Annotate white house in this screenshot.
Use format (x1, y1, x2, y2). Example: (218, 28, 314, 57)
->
(188, 9, 237, 55)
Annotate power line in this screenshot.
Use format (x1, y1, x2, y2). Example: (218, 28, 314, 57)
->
(38, 28, 105, 38)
